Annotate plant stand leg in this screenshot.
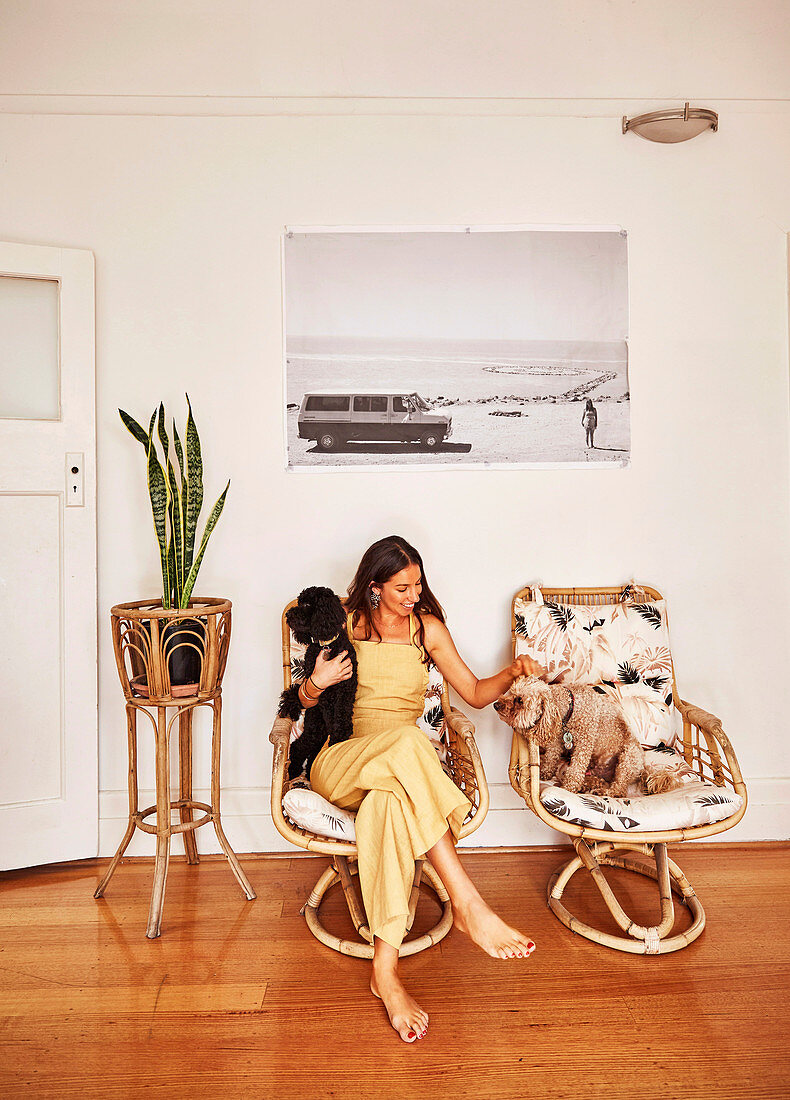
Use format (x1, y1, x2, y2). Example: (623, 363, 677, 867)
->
(209, 695, 256, 900)
(147, 706, 172, 939)
(95, 704, 139, 898)
(178, 706, 199, 865)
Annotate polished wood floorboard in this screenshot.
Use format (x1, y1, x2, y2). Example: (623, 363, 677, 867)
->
(1, 844, 788, 1099)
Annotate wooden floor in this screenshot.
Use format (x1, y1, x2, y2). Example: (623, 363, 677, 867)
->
(1, 843, 789, 1099)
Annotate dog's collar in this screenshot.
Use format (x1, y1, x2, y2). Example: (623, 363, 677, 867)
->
(561, 687, 574, 749)
(316, 631, 340, 648)
(562, 687, 574, 725)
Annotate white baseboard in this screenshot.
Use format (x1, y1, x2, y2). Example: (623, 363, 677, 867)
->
(98, 777, 790, 858)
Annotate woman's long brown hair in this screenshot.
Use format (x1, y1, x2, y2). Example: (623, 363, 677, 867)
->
(345, 535, 444, 664)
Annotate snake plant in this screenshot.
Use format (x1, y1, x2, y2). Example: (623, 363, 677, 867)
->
(119, 395, 229, 609)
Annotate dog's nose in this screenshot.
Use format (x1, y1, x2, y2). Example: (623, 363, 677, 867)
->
(493, 699, 503, 712)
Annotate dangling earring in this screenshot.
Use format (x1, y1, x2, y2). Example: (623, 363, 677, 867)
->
(369, 588, 380, 609)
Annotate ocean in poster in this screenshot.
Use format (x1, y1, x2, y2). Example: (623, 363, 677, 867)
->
(285, 336, 630, 466)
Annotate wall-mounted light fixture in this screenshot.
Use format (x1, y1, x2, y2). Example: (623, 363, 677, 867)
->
(622, 102, 718, 143)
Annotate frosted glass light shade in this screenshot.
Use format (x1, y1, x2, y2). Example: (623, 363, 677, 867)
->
(622, 103, 718, 144)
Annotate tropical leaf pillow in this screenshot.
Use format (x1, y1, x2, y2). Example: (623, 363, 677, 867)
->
(514, 590, 679, 746)
(418, 660, 447, 753)
(283, 785, 357, 841)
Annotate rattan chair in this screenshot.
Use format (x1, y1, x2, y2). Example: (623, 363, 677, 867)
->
(508, 583, 748, 955)
(269, 600, 489, 958)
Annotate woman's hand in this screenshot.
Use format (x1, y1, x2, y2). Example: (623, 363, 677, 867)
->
(507, 654, 546, 681)
(310, 647, 354, 690)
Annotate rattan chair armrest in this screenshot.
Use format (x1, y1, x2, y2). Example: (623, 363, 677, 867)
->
(443, 707, 490, 840)
(676, 699, 723, 735)
(677, 697, 740, 758)
(676, 698, 746, 794)
(269, 715, 292, 819)
(444, 705, 475, 743)
(507, 729, 541, 802)
(269, 715, 293, 746)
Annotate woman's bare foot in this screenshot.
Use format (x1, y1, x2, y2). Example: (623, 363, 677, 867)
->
(370, 965, 429, 1044)
(453, 895, 536, 960)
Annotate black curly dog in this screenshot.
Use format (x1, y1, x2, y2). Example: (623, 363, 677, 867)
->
(278, 586, 358, 779)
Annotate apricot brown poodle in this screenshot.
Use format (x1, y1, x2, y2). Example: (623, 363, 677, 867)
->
(494, 675, 679, 797)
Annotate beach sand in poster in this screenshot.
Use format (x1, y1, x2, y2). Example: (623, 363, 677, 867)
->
(285, 338, 630, 467)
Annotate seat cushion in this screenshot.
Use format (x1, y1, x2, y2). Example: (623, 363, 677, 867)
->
(283, 785, 357, 841)
(514, 588, 680, 747)
(538, 746, 743, 831)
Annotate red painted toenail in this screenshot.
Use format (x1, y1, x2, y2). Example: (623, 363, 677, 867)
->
(408, 1031, 415, 1038)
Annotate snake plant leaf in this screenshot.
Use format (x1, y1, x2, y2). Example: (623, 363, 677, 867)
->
(146, 411, 172, 609)
(119, 408, 151, 450)
(172, 419, 186, 496)
(184, 393, 204, 580)
(167, 532, 177, 609)
(169, 471, 185, 605)
(172, 419, 187, 595)
(157, 404, 185, 604)
(181, 480, 230, 606)
(156, 402, 169, 459)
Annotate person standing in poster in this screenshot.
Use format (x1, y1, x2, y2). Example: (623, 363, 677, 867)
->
(582, 398, 598, 448)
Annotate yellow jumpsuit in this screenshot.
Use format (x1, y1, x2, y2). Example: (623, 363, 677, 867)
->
(310, 613, 471, 949)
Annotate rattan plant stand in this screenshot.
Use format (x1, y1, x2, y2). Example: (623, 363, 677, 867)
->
(95, 598, 256, 938)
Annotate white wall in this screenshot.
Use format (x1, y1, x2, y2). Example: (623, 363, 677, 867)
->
(2, 1, 789, 853)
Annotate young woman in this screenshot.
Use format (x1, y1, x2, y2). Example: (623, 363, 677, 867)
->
(582, 398, 598, 448)
(297, 535, 543, 1044)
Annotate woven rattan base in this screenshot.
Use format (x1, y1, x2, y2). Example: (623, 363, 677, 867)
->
(301, 856, 453, 959)
(547, 839, 705, 954)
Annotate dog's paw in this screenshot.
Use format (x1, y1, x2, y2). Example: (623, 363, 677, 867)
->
(643, 767, 683, 795)
(559, 772, 585, 793)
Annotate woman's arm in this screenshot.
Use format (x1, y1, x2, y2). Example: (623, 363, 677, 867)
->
(299, 647, 354, 709)
(423, 615, 544, 710)
(298, 679, 320, 709)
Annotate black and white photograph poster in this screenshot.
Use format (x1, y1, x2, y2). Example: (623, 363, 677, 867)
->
(283, 226, 630, 470)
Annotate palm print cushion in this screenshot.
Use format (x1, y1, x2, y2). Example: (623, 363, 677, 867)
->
(282, 784, 357, 841)
(539, 749, 743, 831)
(513, 589, 680, 747)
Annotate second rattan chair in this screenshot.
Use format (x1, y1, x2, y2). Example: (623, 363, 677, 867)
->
(507, 583, 747, 955)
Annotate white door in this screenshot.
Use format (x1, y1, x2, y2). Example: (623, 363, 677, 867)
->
(0, 241, 97, 871)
